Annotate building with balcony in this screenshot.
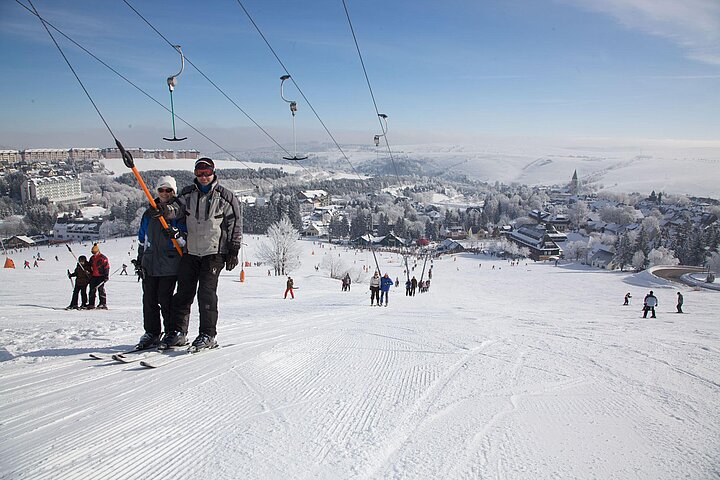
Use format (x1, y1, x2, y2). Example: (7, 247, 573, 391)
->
(21, 175, 85, 204)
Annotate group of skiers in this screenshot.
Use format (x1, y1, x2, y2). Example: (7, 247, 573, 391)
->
(65, 243, 110, 310)
(624, 290, 685, 318)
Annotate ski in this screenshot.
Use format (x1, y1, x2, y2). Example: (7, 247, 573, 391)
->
(88, 348, 143, 360)
(139, 344, 220, 368)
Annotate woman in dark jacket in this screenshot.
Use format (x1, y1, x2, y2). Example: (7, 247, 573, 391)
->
(134, 176, 186, 350)
(66, 255, 92, 309)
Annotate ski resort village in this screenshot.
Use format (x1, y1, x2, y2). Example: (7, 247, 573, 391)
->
(3, 0, 720, 478)
(1, 147, 719, 479)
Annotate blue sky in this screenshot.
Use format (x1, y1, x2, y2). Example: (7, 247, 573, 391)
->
(1, 0, 719, 152)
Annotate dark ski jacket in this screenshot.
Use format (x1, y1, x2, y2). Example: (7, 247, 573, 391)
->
(69, 262, 92, 287)
(137, 197, 186, 277)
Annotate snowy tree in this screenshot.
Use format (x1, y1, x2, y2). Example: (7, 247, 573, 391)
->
(646, 246, 679, 268)
(632, 251, 646, 271)
(567, 202, 588, 230)
(320, 254, 348, 280)
(256, 216, 302, 275)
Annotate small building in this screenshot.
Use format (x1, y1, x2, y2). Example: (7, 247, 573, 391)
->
(508, 225, 561, 261)
(3, 235, 35, 249)
(589, 249, 616, 269)
(53, 216, 104, 242)
(298, 190, 330, 208)
(436, 238, 464, 254)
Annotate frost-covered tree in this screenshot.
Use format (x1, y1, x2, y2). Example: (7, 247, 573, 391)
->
(632, 251, 646, 271)
(646, 246, 679, 267)
(256, 216, 302, 275)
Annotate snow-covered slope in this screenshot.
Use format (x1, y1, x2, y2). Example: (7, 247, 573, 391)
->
(1, 238, 719, 479)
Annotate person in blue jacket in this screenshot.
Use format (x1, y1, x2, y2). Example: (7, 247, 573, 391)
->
(134, 176, 187, 350)
(380, 273, 394, 307)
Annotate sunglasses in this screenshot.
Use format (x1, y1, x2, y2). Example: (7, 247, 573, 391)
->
(157, 188, 174, 193)
(195, 170, 214, 178)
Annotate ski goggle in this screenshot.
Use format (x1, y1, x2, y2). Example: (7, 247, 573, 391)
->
(195, 169, 213, 178)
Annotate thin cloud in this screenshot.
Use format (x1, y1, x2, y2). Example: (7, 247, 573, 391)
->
(565, 0, 720, 65)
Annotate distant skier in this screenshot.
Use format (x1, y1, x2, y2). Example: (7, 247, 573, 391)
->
(284, 276, 295, 299)
(86, 243, 110, 310)
(405, 279, 412, 296)
(676, 292, 683, 313)
(643, 290, 658, 318)
(24, 260, 30, 269)
(66, 255, 92, 310)
(624, 292, 632, 305)
(341, 273, 351, 292)
(395, 277, 399, 288)
(380, 273, 393, 306)
(120, 263, 128, 275)
(369, 272, 381, 306)
(411, 276, 418, 296)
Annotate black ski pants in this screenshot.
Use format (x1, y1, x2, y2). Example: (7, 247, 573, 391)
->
(88, 277, 107, 307)
(170, 254, 224, 337)
(142, 275, 177, 336)
(69, 283, 88, 307)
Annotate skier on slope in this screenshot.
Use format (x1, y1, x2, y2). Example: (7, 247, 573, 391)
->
(379, 273, 393, 307)
(643, 290, 658, 318)
(369, 271, 381, 306)
(86, 243, 109, 310)
(134, 176, 186, 350)
(66, 255, 92, 310)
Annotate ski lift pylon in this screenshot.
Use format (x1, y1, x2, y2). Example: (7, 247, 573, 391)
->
(279, 74, 307, 161)
(163, 45, 187, 142)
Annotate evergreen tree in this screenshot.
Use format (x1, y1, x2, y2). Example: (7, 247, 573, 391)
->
(287, 197, 302, 230)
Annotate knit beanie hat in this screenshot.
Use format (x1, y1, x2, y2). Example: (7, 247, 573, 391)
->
(156, 175, 177, 192)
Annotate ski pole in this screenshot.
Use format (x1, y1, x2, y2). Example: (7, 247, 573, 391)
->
(67, 268, 74, 289)
(116, 140, 183, 256)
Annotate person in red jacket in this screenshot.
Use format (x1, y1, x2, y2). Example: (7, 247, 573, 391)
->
(87, 243, 110, 310)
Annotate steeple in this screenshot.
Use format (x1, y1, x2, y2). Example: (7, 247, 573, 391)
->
(569, 170, 579, 195)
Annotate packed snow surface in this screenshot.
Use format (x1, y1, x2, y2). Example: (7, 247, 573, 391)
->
(1, 237, 719, 479)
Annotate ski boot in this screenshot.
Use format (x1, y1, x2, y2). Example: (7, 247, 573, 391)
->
(135, 332, 160, 350)
(158, 331, 187, 350)
(190, 333, 217, 352)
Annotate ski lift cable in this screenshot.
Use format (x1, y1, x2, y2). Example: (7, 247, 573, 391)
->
(14, 0, 264, 180)
(121, 0, 293, 158)
(233, 0, 364, 180)
(24, 0, 185, 256)
(341, 0, 400, 183)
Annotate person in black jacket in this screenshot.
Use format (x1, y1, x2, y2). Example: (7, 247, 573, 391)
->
(66, 255, 92, 310)
(134, 176, 186, 350)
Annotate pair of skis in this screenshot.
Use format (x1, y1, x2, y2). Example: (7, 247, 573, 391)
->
(88, 344, 218, 368)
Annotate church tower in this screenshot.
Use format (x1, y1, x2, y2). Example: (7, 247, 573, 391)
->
(569, 170, 580, 195)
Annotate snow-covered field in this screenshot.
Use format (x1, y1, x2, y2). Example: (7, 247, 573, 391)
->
(1, 237, 719, 479)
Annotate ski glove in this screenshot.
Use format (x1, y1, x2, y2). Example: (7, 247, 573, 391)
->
(225, 254, 239, 271)
(225, 244, 240, 271)
(163, 226, 184, 240)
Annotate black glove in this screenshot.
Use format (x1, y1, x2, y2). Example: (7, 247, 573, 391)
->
(225, 244, 240, 271)
(149, 204, 169, 219)
(225, 254, 239, 271)
(163, 226, 183, 239)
